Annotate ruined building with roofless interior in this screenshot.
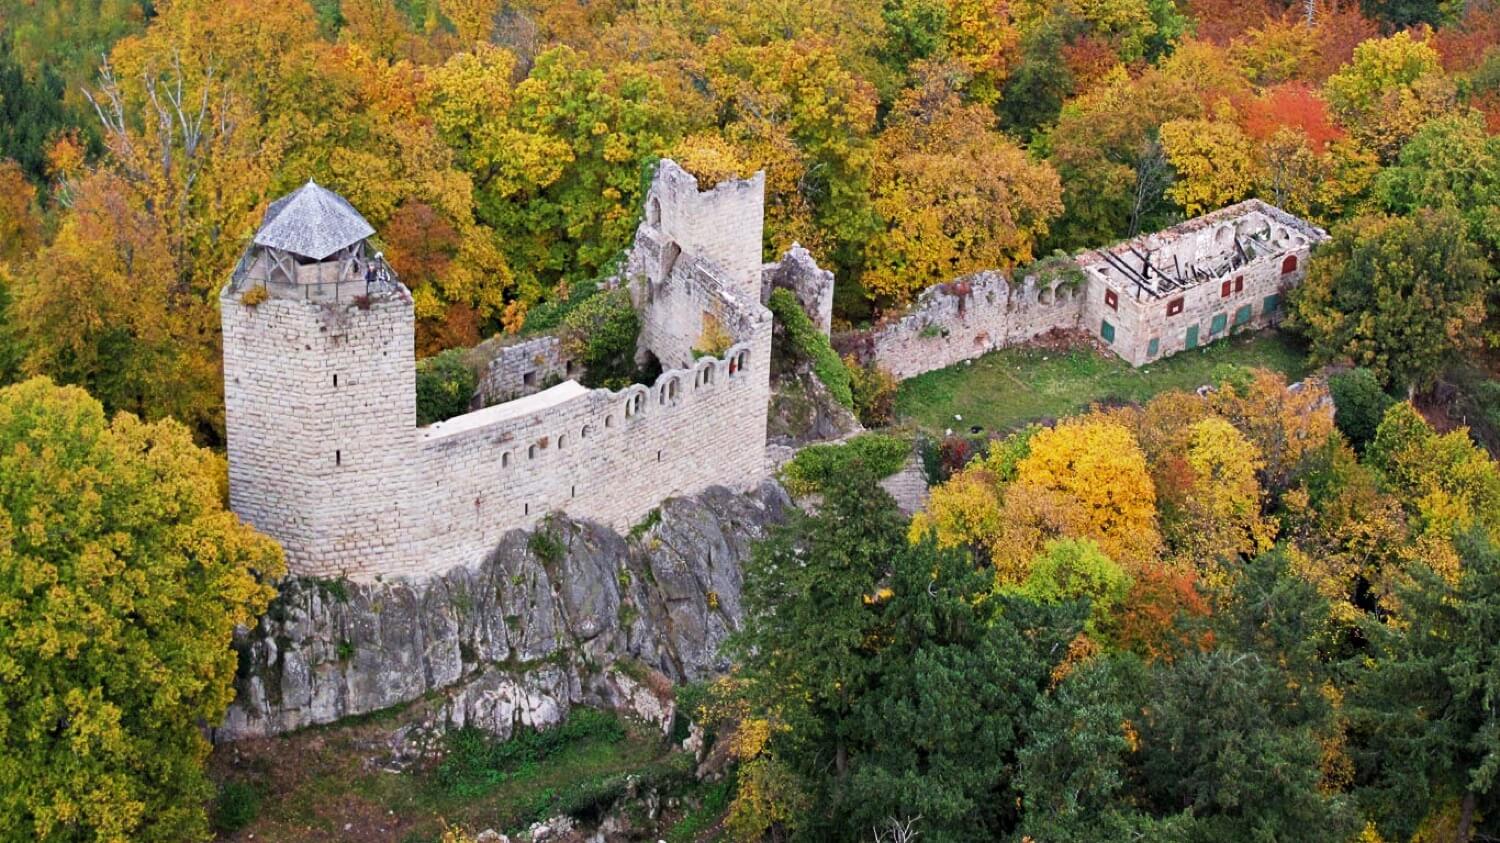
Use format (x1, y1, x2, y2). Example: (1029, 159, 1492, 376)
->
(222, 162, 774, 581)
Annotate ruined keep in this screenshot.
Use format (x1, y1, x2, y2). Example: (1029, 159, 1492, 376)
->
(850, 200, 1327, 380)
(222, 164, 773, 581)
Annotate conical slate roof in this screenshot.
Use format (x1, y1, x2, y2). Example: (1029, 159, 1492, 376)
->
(253, 181, 376, 261)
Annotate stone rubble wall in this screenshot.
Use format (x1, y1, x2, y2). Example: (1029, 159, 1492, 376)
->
(470, 335, 575, 407)
(762, 244, 835, 336)
(216, 482, 792, 740)
(838, 270, 1085, 381)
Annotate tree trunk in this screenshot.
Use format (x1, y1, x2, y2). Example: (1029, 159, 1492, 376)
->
(1457, 790, 1475, 843)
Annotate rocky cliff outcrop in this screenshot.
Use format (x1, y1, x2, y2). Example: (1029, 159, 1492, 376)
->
(217, 481, 792, 741)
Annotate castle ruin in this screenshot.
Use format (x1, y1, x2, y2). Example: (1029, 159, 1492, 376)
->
(848, 200, 1327, 379)
(222, 162, 773, 581)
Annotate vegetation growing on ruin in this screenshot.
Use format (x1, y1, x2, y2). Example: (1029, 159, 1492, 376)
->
(768, 288, 854, 409)
(779, 432, 911, 496)
(557, 287, 642, 390)
(415, 348, 478, 426)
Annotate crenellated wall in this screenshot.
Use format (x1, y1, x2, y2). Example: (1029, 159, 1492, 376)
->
(222, 160, 773, 581)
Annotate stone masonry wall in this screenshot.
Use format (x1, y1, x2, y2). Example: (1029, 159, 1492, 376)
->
(223, 292, 417, 576)
(644, 161, 765, 306)
(1078, 201, 1326, 366)
(843, 270, 1085, 381)
(222, 159, 772, 582)
(471, 335, 575, 407)
(762, 244, 835, 336)
(835, 199, 1325, 382)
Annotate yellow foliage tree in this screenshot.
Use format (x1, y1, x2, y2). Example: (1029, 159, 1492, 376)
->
(1161, 117, 1262, 216)
(1160, 417, 1277, 570)
(862, 69, 1062, 302)
(1002, 417, 1162, 572)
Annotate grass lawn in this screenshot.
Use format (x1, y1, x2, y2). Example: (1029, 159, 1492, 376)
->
(894, 330, 1311, 436)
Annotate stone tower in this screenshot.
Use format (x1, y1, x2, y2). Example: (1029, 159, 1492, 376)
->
(221, 182, 417, 577)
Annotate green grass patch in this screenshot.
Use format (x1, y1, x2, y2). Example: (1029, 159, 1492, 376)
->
(780, 432, 911, 496)
(895, 330, 1309, 436)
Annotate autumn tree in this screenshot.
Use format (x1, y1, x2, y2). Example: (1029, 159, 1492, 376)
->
(729, 465, 1083, 840)
(1323, 30, 1457, 161)
(1375, 111, 1500, 260)
(861, 69, 1063, 303)
(1160, 116, 1261, 216)
(9, 173, 221, 435)
(0, 378, 283, 842)
(1289, 208, 1492, 392)
(1159, 416, 1276, 570)
(1019, 550, 1355, 842)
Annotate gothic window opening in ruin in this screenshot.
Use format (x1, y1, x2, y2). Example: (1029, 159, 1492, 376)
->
(558, 434, 567, 449)
(502, 452, 511, 468)
(1281, 254, 1298, 275)
(633, 393, 645, 415)
(528, 444, 538, 460)
(1105, 289, 1118, 310)
(605, 414, 614, 428)
(737, 350, 749, 371)
(1167, 297, 1185, 316)
(581, 424, 592, 439)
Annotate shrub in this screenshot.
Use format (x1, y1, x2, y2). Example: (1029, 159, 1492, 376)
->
(528, 527, 565, 565)
(239, 285, 270, 307)
(416, 348, 477, 426)
(780, 433, 910, 496)
(845, 354, 897, 427)
(1328, 367, 1395, 450)
(212, 780, 261, 835)
(559, 287, 641, 389)
(767, 288, 853, 409)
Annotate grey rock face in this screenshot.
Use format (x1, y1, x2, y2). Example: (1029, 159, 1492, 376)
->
(217, 481, 791, 741)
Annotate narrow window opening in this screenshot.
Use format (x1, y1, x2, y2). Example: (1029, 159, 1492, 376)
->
(571, 485, 576, 498)
(502, 452, 511, 467)
(333, 373, 339, 387)
(657, 450, 663, 462)
(523, 371, 537, 387)
(335, 449, 342, 466)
